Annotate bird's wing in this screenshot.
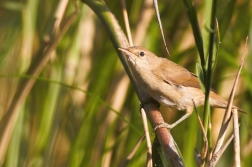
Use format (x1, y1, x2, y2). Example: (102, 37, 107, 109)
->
(155, 58, 201, 89)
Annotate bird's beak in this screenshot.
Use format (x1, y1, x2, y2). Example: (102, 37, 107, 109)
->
(118, 47, 135, 59)
(118, 47, 130, 54)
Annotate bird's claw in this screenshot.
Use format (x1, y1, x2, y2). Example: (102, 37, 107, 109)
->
(153, 122, 173, 131)
(140, 98, 160, 109)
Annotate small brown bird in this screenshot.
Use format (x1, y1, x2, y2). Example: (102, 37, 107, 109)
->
(119, 46, 244, 129)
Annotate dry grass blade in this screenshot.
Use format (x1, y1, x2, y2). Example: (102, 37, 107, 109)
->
(233, 36, 248, 167)
(209, 134, 234, 167)
(141, 108, 152, 167)
(233, 109, 240, 167)
(153, 0, 169, 55)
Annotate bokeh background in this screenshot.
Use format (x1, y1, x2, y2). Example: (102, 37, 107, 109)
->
(0, 0, 251, 166)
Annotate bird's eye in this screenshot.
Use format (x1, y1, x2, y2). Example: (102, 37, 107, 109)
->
(139, 51, 145, 57)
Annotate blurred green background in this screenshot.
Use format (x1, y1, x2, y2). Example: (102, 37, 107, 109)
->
(0, 0, 251, 166)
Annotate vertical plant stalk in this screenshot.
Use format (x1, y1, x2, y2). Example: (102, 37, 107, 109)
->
(233, 109, 240, 167)
(81, 0, 184, 166)
(233, 37, 248, 167)
(121, 0, 133, 46)
(181, 0, 213, 163)
(182, 0, 206, 75)
(181, 1, 212, 143)
(141, 108, 152, 167)
(20, 0, 39, 72)
(203, 0, 217, 134)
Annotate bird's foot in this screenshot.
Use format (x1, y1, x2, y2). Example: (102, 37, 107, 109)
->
(153, 122, 174, 131)
(140, 98, 160, 109)
(154, 113, 191, 131)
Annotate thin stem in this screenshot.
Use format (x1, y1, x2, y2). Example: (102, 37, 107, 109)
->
(203, 0, 217, 135)
(233, 109, 240, 167)
(121, 0, 133, 46)
(141, 108, 152, 167)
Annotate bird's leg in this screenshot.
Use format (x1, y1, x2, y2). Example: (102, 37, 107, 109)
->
(154, 108, 193, 130)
